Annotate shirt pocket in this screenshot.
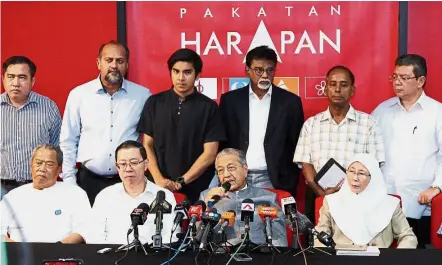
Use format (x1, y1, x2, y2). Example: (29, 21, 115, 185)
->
(27, 122, 49, 146)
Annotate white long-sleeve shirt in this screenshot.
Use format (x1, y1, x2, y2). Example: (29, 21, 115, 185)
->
(83, 180, 178, 245)
(1, 182, 91, 242)
(59, 77, 151, 184)
(372, 92, 442, 218)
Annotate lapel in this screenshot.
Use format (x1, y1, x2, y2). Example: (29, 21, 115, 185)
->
(265, 85, 284, 140)
(236, 86, 250, 139)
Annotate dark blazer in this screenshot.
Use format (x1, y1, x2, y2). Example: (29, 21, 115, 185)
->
(219, 85, 305, 195)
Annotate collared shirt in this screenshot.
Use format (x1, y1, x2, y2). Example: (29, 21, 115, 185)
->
(199, 186, 288, 247)
(1, 182, 91, 242)
(83, 179, 177, 245)
(137, 87, 226, 202)
(372, 92, 442, 218)
(247, 85, 272, 170)
(294, 105, 385, 172)
(60, 77, 151, 184)
(0, 91, 62, 181)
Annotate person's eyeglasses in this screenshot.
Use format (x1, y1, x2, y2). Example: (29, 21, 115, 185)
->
(116, 159, 146, 170)
(250, 67, 276, 76)
(217, 165, 241, 176)
(389, 74, 417, 83)
(346, 169, 371, 179)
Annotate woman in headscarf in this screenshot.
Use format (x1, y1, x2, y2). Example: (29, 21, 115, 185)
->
(315, 153, 417, 248)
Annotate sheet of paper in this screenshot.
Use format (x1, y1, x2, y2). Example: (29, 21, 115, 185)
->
(336, 246, 380, 256)
(317, 164, 346, 189)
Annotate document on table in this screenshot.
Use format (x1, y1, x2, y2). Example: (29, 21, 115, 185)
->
(336, 246, 380, 256)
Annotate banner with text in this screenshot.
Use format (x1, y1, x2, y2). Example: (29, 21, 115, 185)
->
(127, 1, 398, 118)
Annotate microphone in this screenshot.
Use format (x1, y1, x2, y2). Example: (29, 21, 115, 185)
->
(281, 196, 297, 226)
(150, 190, 172, 214)
(171, 199, 190, 232)
(241, 198, 255, 233)
(217, 210, 236, 234)
(127, 203, 150, 235)
(207, 182, 231, 208)
(150, 190, 172, 249)
(188, 200, 206, 240)
(199, 208, 221, 250)
(296, 211, 335, 248)
(258, 203, 278, 244)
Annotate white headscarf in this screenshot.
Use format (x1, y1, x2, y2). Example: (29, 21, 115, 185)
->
(325, 153, 399, 245)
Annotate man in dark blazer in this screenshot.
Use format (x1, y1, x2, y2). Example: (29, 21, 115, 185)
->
(217, 45, 304, 197)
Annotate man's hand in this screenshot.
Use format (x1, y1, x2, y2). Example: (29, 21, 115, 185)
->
(418, 187, 441, 205)
(157, 178, 180, 192)
(324, 179, 344, 195)
(205, 187, 228, 204)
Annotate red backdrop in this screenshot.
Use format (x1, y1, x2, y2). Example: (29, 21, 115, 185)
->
(126, 1, 398, 118)
(408, 1, 442, 101)
(1, 1, 117, 114)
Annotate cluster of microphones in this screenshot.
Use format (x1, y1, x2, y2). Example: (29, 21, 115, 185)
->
(121, 183, 335, 254)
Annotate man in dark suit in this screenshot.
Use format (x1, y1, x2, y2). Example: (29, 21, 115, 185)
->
(217, 45, 304, 197)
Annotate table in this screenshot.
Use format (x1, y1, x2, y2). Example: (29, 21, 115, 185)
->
(4, 243, 442, 265)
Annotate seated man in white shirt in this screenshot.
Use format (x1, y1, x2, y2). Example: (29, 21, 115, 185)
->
(1, 144, 91, 243)
(81, 140, 178, 245)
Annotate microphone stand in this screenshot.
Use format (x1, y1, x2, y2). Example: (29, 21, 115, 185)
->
(152, 208, 163, 250)
(116, 225, 148, 255)
(293, 228, 331, 256)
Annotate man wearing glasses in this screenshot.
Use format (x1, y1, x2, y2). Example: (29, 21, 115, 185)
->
(294, 65, 385, 223)
(200, 148, 287, 247)
(217, 46, 304, 198)
(372, 54, 442, 248)
(79, 140, 178, 245)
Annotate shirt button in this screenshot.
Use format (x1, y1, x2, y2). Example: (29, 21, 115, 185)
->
(109, 154, 112, 157)
(111, 98, 113, 100)
(178, 112, 180, 115)
(111, 111, 113, 114)
(111, 125, 113, 128)
(110, 139, 113, 142)
(108, 168, 111, 171)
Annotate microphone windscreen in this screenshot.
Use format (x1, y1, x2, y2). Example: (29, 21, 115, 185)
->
(222, 182, 231, 192)
(194, 200, 207, 212)
(157, 190, 166, 201)
(137, 203, 150, 212)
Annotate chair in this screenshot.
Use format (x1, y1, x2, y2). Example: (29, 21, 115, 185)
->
(314, 194, 402, 248)
(431, 194, 442, 249)
(264, 188, 295, 248)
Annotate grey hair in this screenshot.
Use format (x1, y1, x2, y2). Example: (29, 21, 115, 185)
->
(215, 148, 247, 166)
(32, 144, 63, 166)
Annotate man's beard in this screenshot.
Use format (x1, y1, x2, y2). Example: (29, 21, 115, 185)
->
(257, 80, 271, 90)
(105, 71, 123, 84)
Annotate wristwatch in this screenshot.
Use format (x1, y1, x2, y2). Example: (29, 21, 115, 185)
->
(176, 177, 186, 186)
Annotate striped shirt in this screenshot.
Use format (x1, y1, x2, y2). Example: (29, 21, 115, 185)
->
(0, 91, 62, 181)
(293, 105, 385, 172)
(59, 77, 151, 184)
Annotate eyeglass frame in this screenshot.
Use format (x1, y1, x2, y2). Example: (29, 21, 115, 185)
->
(389, 74, 419, 83)
(346, 169, 371, 179)
(115, 159, 147, 170)
(249, 67, 276, 77)
(216, 164, 244, 176)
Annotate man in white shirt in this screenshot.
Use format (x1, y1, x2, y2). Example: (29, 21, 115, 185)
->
(216, 46, 304, 197)
(294, 65, 385, 222)
(1, 144, 91, 243)
(81, 140, 178, 245)
(372, 54, 442, 248)
(60, 41, 151, 205)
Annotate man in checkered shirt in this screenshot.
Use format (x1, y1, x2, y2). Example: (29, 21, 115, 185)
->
(293, 65, 385, 223)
